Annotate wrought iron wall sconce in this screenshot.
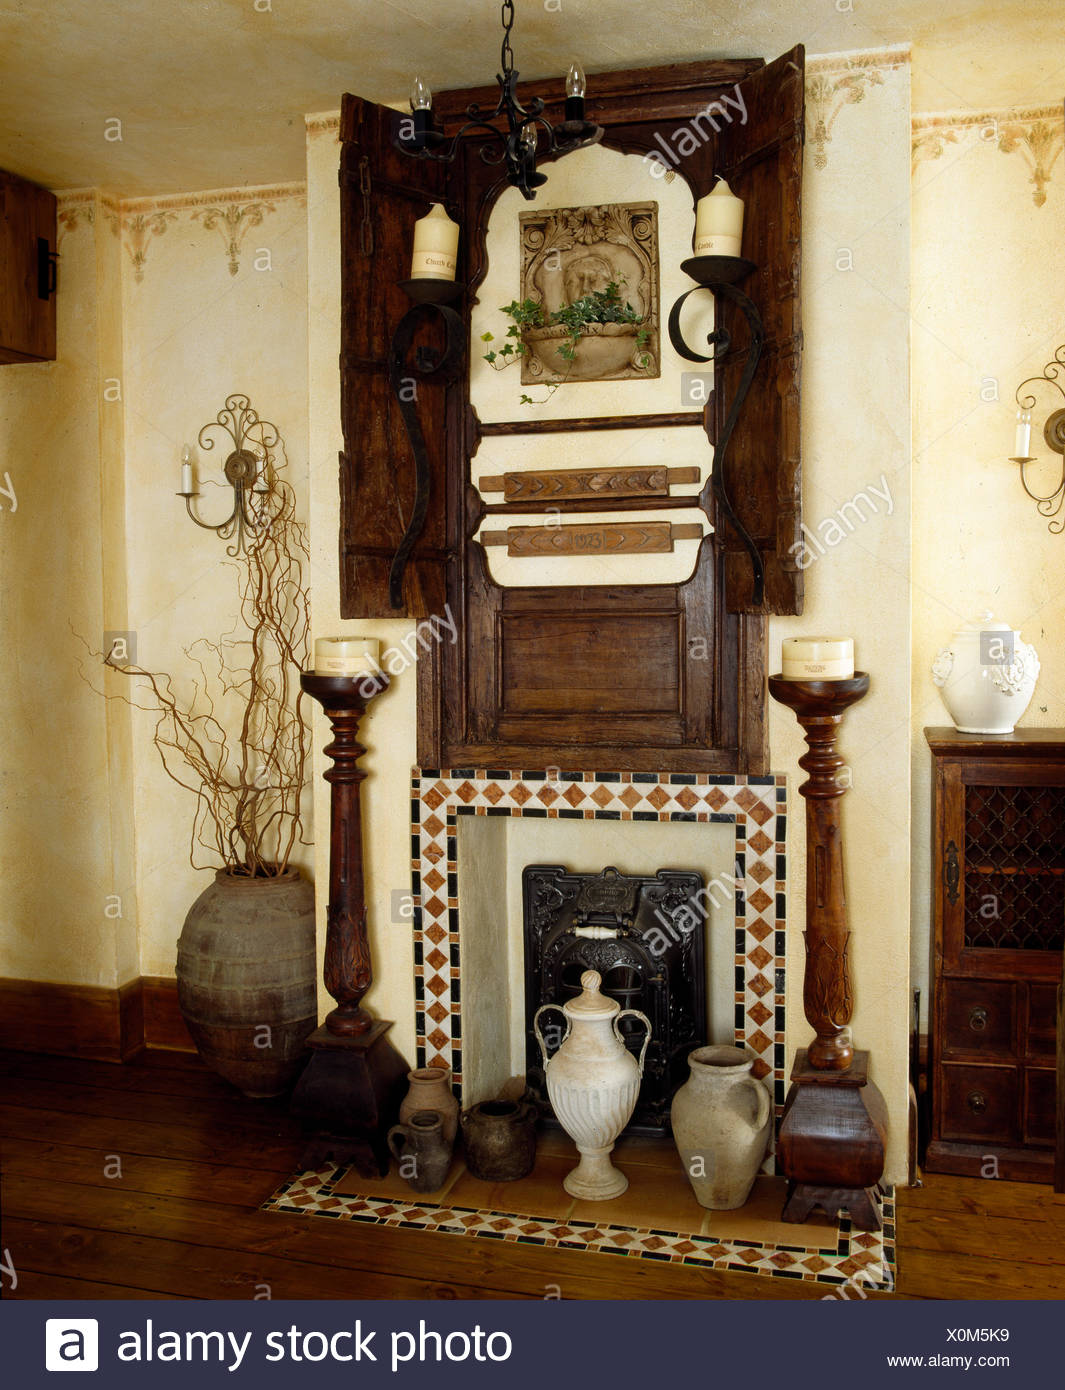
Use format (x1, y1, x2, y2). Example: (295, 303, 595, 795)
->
(667, 254, 766, 607)
(1009, 342, 1065, 533)
(396, 0, 602, 200)
(177, 392, 280, 556)
(388, 280, 466, 609)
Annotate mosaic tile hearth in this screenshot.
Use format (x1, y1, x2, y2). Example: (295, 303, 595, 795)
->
(262, 1165, 896, 1291)
(410, 767, 789, 1121)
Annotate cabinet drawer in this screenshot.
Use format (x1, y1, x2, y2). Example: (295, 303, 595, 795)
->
(939, 1064, 1019, 1145)
(1027, 983, 1059, 1063)
(1024, 1069, 1056, 1147)
(942, 979, 1016, 1057)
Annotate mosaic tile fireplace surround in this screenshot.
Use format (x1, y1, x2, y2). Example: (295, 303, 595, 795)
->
(409, 766, 790, 1125)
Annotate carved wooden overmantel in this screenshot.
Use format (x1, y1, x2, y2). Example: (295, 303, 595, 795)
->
(338, 50, 805, 773)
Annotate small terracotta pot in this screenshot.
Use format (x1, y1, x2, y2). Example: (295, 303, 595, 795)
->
(399, 1065, 459, 1146)
(461, 1099, 538, 1182)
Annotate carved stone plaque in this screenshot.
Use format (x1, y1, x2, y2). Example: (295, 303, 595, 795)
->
(518, 201, 659, 384)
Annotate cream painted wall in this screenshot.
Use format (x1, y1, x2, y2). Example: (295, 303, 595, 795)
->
(305, 51, 914, 1182)
(910, 105, 1065, 1014)
(119, 183, 312, 978)
(0, 192, 136, 987)
(772, 53, 913, 1182)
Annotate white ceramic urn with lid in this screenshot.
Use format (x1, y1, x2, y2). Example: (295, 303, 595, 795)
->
(534, 970, 651, 1200)
(932, 611, 1040, 735)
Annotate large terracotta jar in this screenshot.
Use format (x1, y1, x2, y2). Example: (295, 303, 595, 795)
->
(398, 1065, 460, 1147)
(176, 867, 317, 1098)
(535, 969, 651, 1200)
(671, 1044, 773, 1210)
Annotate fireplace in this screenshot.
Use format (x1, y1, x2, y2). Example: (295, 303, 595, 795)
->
(410, 766, 789, 1152)
(522, 864, 707, 1132)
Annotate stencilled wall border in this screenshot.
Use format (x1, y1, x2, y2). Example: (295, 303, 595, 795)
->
(57, 182, 307, 281)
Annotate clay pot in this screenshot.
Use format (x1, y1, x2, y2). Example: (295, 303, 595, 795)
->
(670, 1044, 773, 1210)
(176, 867, 317, 1098)
(387, 1110, 453, 1193)
(399, 1065, 460, 1146)
(461, 1100, 538, 1182)
(535, 969, 651, 1200)
(932, 611, 1040, 734)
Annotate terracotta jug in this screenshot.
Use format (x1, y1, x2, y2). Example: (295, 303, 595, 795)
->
(461, 1099, 538, 1182)
(535, 969, 651, 1200)
(387, 1110, 453, 1193)
(670, 1044, 773, 1210)
(399, 1065, 459, 1146)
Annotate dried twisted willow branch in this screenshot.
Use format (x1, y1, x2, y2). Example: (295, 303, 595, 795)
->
(77, 456, 311, 878)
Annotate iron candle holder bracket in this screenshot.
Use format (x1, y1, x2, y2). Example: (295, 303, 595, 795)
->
(1009, 342, 1065, 534)
(178, 393, 281, 557)
(387, 281, 467, 610)
(667, 256, 765, 608)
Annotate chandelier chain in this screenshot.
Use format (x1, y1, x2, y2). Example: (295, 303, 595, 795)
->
(500, 0, 515, 78)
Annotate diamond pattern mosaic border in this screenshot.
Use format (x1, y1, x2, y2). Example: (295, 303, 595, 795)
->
(411, 768, 788, 1125)
(262, 1165, 896, 1291)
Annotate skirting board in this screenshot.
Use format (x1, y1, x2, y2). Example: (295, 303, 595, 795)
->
(0, 976, 194, 1063)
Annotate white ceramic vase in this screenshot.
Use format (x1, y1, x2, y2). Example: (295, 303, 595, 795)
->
(670, 1045, 773, 1210)
(932, 611, 1039, 735)
(534, 970, 651, 1200)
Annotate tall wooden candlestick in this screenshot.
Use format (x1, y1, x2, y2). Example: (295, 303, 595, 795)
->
(290, 672, 409, 1175)
(768, 673, 887, 1230)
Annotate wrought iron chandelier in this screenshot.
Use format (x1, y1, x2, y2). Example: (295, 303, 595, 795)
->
(397, 0, 603, 199)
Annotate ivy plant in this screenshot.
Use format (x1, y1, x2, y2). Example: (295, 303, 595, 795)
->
(482, 282, 651, 405)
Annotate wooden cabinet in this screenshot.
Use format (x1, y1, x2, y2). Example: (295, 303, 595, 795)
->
(925, 728, 1064, 1181)
(0, 169, 57, 364)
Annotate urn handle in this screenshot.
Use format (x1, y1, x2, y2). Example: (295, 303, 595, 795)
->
(614, 1008, 652, 1076)
(386, 1124, 409, 1163)
(533, 1003, 569, 1067)
(745, 1077, 773, 1132)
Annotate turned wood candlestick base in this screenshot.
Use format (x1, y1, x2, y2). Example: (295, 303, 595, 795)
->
(768, 673, 887, 1230)
(290, 672, 410, 1175)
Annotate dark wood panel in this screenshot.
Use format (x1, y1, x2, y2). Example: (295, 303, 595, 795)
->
(0, 978, 127, 1062)
(939, 1063, 1019, 1145)
(0, 169, 56, 363)
(142, 975, 196, 1052)
(941, 978, 1016, 1059)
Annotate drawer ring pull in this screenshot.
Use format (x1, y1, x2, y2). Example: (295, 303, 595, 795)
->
(966, 1090, 987, 1114)
(968, 1006, 988, 1032)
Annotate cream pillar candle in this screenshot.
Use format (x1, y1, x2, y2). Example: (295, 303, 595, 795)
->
(1014, 409, 1032, 458)
(314, 636, 381, 676)
(180, 444, 194, 494)
(694, 177, 744, 258)
(411, 203, 459, 280)
(780, 636, 855, 681)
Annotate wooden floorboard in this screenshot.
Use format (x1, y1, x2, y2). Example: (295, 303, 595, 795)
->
(2, 1048, 1062, 1301)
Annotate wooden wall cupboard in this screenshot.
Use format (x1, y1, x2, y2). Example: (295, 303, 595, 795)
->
(925, 728, 1064, 1182)
(0, 169, 57, 364)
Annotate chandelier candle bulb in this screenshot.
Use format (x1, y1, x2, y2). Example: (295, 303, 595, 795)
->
(314, 636, 381, 676)
(180, 444, 194, 494)
(1014, 408, 1032, 458)
(410, 203, 459, 281)
(694, 177, 745, 258)
(781, 636, 855, 681)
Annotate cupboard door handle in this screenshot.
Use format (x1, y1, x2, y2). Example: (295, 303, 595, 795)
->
(968, 1006, 988, 1032)
(944, 839, 960, 906)
(966, 1090, 987, 1114)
